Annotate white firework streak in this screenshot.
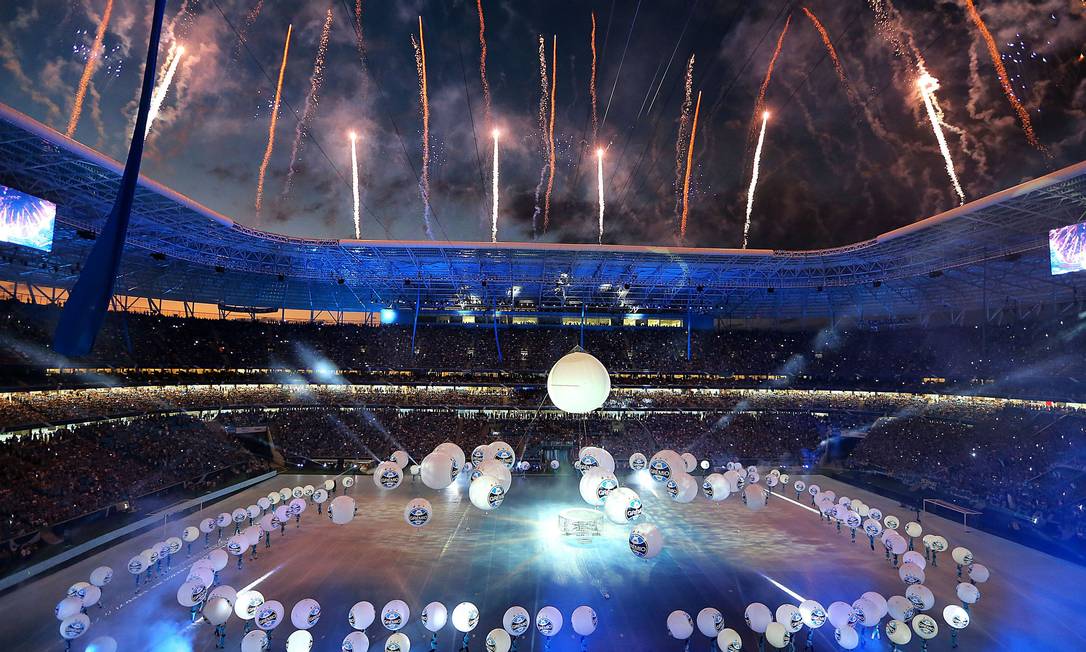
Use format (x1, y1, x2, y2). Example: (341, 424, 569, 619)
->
(596, 149, 605, 244)
(284, 8, 333, 196)
(743, 112, 769, 249)
(145, 43, 183, 136)
(491, 131, 499, 243)
(350, 132, 360, 239)
(917, 74, 965, 205)
(531, 36, 549, 236)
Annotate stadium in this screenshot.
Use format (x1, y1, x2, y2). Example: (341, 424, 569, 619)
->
(1, 2, 1085, 652)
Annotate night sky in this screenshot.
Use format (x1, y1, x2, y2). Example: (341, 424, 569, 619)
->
(0, 1, 1083, 248)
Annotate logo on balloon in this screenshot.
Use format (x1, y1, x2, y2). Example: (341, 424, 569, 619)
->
(256, 607, 279, 629)
(626, 499, 643, 521)
(408, 506, 430, 527)
(702, 480, 714, 498)
(62, 620, 86, 638)
(537, 616, 554, 635)
(629, 531, 648, 557)
(307, 605, 321, 626)
(488, 486, 505, 508)
(380, 469, 401, 489)
(596, 478, 618, 500)
(648, 459, 672, 482)
(383, 610, 403, 630)
(510, 613, 529, 636)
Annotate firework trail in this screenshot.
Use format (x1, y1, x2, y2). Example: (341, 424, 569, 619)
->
(681, 90, 702, 242)
(748, 14, 790, 145)
(352, 0, 365, 60)
(801, 8, 849, 93)
(590, 12, 599, 144)
(531, 36, 549, 237)
(234, 0, 265, 59)
(673, 54, 695, 224)
(145, 43, 184, 136)
(596, 148, 605, 244)
(543, 35, 557, 233)
(743, 111, 769, 249)
(283, 8, 334, 197)
(917, 74, 965, 205)
(66, 0, 114, 137)
(476, 0, 491, 128)
(962, 0, 1046, 154)
(491, 130, 500, 242)
(350, 131, 361, 238)
(255, 24, 292, 216)
(412, 17, 434, 239)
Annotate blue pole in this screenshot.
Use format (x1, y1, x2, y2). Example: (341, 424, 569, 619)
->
(410, 288, 420, 354)
(53, 0, 169, 356)
(686, 310, 692, 360)
(580, 304, 585, 349)
(493, 308, 503, 362)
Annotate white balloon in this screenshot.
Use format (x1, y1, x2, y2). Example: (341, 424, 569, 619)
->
(490, 441, 517, 468)
(743, 484, 767, 511)
(648, 450, 683, 483)
(716, 629, 742, 652)
(775, 604, 803, 634)
(382, 600, 410, 631)
(572, 605, 598, 636)
(56, 596, 82, 620)
(404, 498, 433, 527)
(956, 582, 980, 605)
(912, 614, 939, 640)
(603, 487, 643, 524)
(503, 606, 531, 637)
(390, 450, 410, 469)
(475, 459, 512, 491)
(59, 614, 89, 640)
(667, 610, 694, 639)
(384, 632, 410, 652)
(83, 636, 117, 652)
(421, 453, 454, 490)
(342, 631, 369, 652)
(826, 602, 853, 630)
(287, 630, 314, 652)
(208, 585, 237, 607)
(834, 626, 859, 650)
(680, 452, 698, 472)
(666, 472, 698, 503)
(628, 452, 648, 470)
(629, 523, 663, 559)
(766, 622, 791, 649)
(969, 563, 990, 583)
(701, 474, 730, 501)
(943, 605, 970, 630)
(697, 607, 724, 637)
(373, 461, 403, 490)
(205, 597, 233, 626)
(331, 496, 357, 524)
(255, 601, 285, 631)
(313, 489, 328, 504)
(799, 600, 827, 629)
(885, 619, 911, 645)
(579, 468, 619, 506)
(468, 475, 506, 511)
(485, 628, 512, 652)
(744, 603, 772, 634)
(547, 351, 611, 413)
(422, 602, 448, 632)
(291, 598, 322, 630)
(452, 602, 480, 633)
(536, 606, 563, 637)
(241, 630, 269, 652)
(235, 590, 265, 620)
(182, 526, 200, 543)
(850, 598, 878, 627)
(349, 601, 376, 630)
(176, 581, 206, 607)
(89, 566, 113, 587)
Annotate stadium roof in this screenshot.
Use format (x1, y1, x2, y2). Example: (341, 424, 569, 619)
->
(1, 103, 1084, 323)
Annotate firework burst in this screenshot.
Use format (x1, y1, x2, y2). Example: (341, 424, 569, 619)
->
(283, 8, 334, 197)
(67, 0, 114, 138)
(255, 24, 292, 216)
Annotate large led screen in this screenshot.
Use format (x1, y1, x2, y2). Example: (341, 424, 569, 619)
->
(0, 183, 55, 252)
(1049, 221, 1086, 276)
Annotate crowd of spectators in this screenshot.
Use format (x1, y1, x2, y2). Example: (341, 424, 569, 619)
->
(1, 299, 1083, 399)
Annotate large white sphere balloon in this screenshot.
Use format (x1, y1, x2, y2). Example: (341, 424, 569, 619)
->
(536, 606, 563, 636)
(744, 603, 772, 634)
(342, 631, 369, 652)
(503, 607, 531, 637)
(59, 614, 89, 640)
(766, 622, 791, 649)
(485, 628, 512, 652)
(404, 498, 433, 527)
(906, 585, 935, 612)
(235, 590, 265, 621)
(374, 462, 404, 490)
(697, 608, 724, 637)
(205, 597, 233, 626)
(547, 351, 610, 413)
(603, 487, 643, 524)
(943, 605, 970, 630)
(826, 602, 853, 630)
(629, 523, 663, 558)
(968, 563, 990, 583)
(451, 602, 480, 633)
(701, 474, 730, 501)
(850, 598, 878, 627)
(490, 441, 517, 468)
(331, 496, 357, 525)
(390, 450, 410, 469)
(349, 601, 376, 630)
(468, 475, 506, 510)
(80, 585, 102, 608)
(861, 592, 888, 622)
(743, 484, 767, 511)
(255, 601, 285, 631)
(680, 452, 698, 473)
(241, 630, 269, 652)
(176, 581, 206, 607)
(722, 470, 742, 493)
(956, 582, 980, 605)
(182, 526, 200, 543)
(579, 468, 619, 506)
(286, 630, 314, 652)
(911, 614, 939, 640)
(667, 610, 694, 639)
(83, 636, 118, 652)
(775, 605, 803, 634)
(648, 450, 683, 483)
(799, 600, 827, 629)
(885, 620, 912, 645)
(291, 598, 322, 629)
(381, 600, 410, 631)
(834, 626, 859, 650)
(475, 459, 512, 491)
(629, 452, 648, 471)
(666, 472, 698, 503)
(716, 629, 742, 652)
(422, 602, 447, 632)
(572, 606, 598, 636)
(384, 632, 409, 652)
(886, 596, 915, 622)
(56, 597, 82, 620)
(208, 585, 237, 607)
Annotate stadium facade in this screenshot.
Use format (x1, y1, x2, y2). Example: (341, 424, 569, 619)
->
(1, 103, 1084, 327)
